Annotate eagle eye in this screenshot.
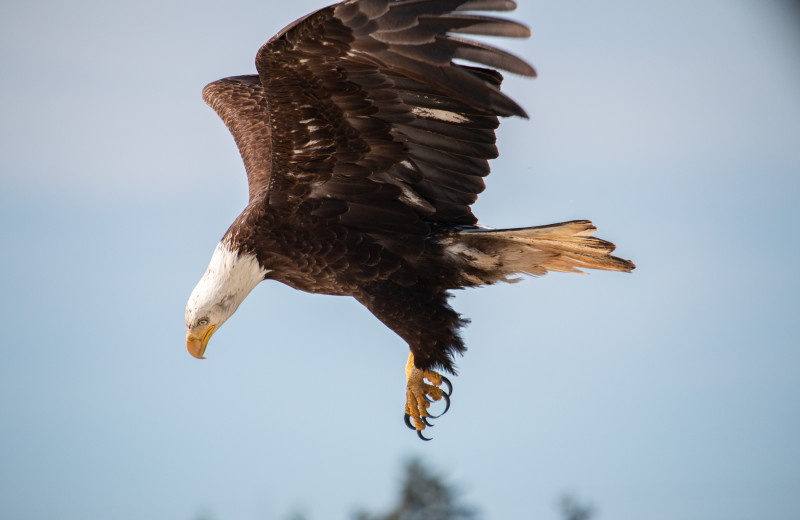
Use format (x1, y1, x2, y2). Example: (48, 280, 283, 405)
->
(198, 318, 209, 326)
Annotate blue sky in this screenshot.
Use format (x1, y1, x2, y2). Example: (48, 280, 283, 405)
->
(1, 1, 799, 519)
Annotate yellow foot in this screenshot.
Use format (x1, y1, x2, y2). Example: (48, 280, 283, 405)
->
(403, 353, 453, 441)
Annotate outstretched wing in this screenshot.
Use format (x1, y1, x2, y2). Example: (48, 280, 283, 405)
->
(206, 0, 536, 233)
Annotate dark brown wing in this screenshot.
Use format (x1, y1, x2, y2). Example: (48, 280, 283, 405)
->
(210, 0, 536, 231)
(202, 75, 272, 202)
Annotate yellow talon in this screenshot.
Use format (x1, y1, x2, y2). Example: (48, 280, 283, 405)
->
(404, 353, 450, 433)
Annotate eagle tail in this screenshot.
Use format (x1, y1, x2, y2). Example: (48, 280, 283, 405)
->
(444, 220, 635, 285)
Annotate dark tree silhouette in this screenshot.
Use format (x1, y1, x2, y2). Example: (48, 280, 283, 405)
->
(354, 458, 479, 520)
(284, 510, 310, 520)
(192, 460, 597, 520)
(558, 494, 595, 520)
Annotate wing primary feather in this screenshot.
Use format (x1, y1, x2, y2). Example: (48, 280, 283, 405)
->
(372, 14, 530, 44)
(449, 36, 537, 77)
(456, 0, 518, 11)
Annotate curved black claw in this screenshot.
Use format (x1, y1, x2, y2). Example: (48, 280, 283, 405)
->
(426, 391, 451, 419)
(404, 414, 434, 440)
(441, 376, 453, 397)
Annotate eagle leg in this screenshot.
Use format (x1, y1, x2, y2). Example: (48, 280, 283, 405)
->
(404, 352, 452, 440)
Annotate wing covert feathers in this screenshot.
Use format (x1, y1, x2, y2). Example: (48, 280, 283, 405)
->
(202, 76, 273, 200)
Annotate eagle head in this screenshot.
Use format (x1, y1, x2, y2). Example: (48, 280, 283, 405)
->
(185, 241, 268, 359)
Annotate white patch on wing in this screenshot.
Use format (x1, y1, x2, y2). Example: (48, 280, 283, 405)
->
(398, 184, 435, 214)
(185, 241, 270, 329)
(411, 106, 470, 124)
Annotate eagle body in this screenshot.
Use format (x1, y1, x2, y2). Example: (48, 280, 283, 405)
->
(185, 0, 634, 436)
(210, 190, 480, 370)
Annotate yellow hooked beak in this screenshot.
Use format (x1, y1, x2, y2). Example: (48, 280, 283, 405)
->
(186, 325, 216, 359)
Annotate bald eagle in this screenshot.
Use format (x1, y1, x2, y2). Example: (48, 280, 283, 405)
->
(185, 0, 634, 439)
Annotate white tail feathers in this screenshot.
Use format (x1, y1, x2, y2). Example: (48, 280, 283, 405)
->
(442, 220, 635, 285)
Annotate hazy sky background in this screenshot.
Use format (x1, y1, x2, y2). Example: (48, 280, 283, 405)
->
(1, 1, 799, 519)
